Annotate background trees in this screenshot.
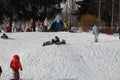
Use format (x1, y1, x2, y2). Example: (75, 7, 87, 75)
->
(0, 0, 120, 28)
(0, 0, 62, 26)
(74, 0, 119, 27)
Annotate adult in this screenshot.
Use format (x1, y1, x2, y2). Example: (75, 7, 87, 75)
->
(43, 18, 50, 32)
(63, 20, 68, 31)
(12, 22, 17, 32)
(29, 19, 35, 32)
(36, 20, 42, 32)
(92, 24, 99, 42)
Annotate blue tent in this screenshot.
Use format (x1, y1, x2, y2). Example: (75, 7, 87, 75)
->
(48, 14, 64, 31)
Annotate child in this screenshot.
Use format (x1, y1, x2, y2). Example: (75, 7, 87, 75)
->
(10, 54, 23, 80)
(0, 65, 2, 76)
(1, 33, 8, 39)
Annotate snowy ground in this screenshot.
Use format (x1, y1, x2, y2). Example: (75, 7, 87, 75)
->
(0, 32, 120, 80)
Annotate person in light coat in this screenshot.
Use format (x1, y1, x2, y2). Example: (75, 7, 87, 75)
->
(92, 24, 99, 42)
(43, 18, 50, 32)
(36, 20, 42, 32)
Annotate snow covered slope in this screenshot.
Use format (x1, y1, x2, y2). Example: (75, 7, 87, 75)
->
(0, 32, 120, 80)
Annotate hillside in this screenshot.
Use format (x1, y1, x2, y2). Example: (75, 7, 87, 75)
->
(0, 32, 120, 80)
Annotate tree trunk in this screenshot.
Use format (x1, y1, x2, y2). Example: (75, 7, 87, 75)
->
(111, 0, 114, 27)
(118, 0, 120, 25)
(10, 14, 13, 32)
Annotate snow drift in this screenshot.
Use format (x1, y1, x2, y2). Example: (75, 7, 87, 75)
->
(0, 32, 120, 80)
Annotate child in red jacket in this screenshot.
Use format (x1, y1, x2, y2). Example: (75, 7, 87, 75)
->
(10, 54, 23, 80)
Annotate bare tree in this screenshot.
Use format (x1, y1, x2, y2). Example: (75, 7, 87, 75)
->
(119, 0, 120, 25)
(111, 0, 114, 27)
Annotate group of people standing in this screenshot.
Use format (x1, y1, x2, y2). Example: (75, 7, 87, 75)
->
(0, 14, 69, 33)
(0, 54, 23, 80)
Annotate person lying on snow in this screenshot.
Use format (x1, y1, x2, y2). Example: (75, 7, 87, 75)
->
(1, 33, 8, 39)
(42, 36, 66, 46)
(42, 39, 54, 46)
(55, 39, 66, 45)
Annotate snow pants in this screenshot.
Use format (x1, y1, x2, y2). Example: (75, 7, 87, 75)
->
(94, 34, 98, 42)
(12, 69, 20, 80)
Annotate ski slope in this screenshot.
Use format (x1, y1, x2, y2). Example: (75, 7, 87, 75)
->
(0, 32, 120, 80)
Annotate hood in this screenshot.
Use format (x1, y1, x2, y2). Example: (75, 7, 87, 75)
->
(13, 54, 20, 61)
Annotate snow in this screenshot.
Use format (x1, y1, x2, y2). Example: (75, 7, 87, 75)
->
(0, 32, 120, 80)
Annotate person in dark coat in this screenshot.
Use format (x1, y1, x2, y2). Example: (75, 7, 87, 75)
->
(1, 33, 8, 39)
(54, 36, 60, 43)
(0, 65, 2, 77)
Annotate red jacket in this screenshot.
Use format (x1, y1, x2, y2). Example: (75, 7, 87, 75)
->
(10, 55, 22, 71)
(5, 25, 11, 31)
(26, 27, 31, 32)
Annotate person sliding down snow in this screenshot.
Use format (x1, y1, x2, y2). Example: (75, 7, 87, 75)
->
(42, 39, 66, 46)
(10, 54, 23, 80)
(53, 36, 60, 43)
(42, 36, 60, 46)
(1, 33, 8, 39)
(55, 39, 66, 45)
(53, 36, 66, 45)
(42, 39, 55, 46)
